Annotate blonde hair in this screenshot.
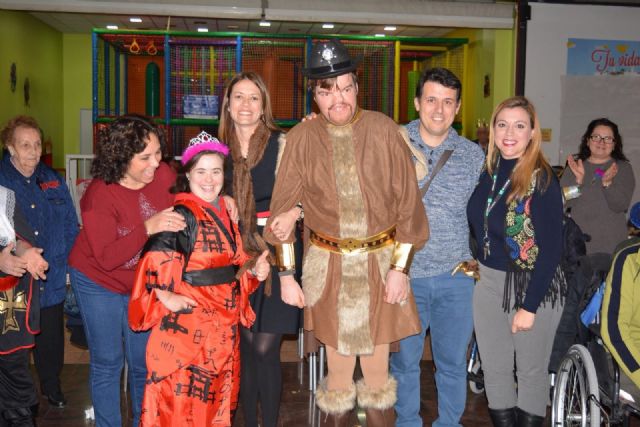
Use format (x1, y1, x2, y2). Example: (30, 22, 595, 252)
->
(486, 96, 552, 203)
(218, 72, 280, 141)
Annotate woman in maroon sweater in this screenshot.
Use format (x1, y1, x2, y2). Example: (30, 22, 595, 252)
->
(68, 115, 186, 427)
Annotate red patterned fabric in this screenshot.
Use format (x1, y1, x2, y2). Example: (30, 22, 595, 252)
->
(129, 193, 259, 426)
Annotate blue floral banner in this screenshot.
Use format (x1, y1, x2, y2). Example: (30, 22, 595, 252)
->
(567, 38, 640, 76)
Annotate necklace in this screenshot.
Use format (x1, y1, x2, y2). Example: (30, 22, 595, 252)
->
(483, 159, 511, 259)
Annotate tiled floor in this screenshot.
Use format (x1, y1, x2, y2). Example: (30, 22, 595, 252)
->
(37, 361, 492, 427)
(35, 360, 640, 426)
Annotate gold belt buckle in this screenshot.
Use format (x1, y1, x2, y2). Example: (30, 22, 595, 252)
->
(339, 237, 364, 253)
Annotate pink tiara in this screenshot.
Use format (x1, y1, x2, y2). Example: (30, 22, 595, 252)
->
(181, 131, 229, 165)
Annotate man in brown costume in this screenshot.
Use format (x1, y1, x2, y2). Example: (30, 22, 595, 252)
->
(264, 40, 429, 426)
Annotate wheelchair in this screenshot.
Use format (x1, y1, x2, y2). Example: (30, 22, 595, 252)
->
(552, 329, 640, 426)
(467, 333, 485, 394)
(551, 250, 640, 426)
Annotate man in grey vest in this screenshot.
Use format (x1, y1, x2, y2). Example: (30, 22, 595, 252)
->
(390, 67, 485, 427)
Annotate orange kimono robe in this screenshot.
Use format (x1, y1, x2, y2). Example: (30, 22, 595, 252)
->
(129, 193, 259, 427)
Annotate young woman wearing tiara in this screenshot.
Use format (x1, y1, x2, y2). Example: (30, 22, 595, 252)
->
(129, 132, 270, 426)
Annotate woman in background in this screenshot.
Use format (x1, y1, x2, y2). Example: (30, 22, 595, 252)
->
(561, 118, 635, 255)
(219, 72, 302, 427)
(68, 115, 186, 427)
(468, 96, 566, 426)
(0, 116, 79, 408)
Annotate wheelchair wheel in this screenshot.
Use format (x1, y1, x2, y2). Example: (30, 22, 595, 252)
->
(552, 344, 600, 427)
(468, 359, 484, 394)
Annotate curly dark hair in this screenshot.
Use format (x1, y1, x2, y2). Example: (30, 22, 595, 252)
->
(91, 114, 166, 184)
(0, 115, 42, 148)
(576, 117, 628, 162)
(170, 150, 226, 194)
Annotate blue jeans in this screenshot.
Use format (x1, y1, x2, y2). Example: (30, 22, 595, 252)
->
(390, 271, 474, 427)
(70, 268, 149, 427)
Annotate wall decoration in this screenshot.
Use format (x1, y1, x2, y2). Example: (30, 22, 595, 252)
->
(483, 74, 491, 97)
(567, 38, 640, 76)
(24, 78, 30, 107)
(10, 63, 17, 92)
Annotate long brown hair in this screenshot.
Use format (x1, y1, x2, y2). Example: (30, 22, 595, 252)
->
(218, 72, 280, 142)
(486, 96, 552, 203)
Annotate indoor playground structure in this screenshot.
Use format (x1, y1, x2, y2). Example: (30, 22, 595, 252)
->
(93, 29, 468, 155)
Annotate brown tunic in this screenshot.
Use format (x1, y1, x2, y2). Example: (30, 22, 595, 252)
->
(264, 109, 429, 354)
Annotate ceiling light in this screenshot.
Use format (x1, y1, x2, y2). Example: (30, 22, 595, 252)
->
(227, 25, 239, 29)
(106, 25, 118, 30)
(374, 34, 385, 37)
(322, 24, 334, 29)
(259, 21, 271, 27)
(129, 17, 142, 23)
(197, 27, 208, 32)
(384, 26, 397, 31)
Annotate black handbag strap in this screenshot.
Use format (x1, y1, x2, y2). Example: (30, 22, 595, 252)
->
(420, 149, 453, 196)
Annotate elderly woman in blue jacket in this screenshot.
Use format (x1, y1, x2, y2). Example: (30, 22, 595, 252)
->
(0, 116, 79, 408)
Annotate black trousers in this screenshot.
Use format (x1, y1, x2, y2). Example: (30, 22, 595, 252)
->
(32, 303, 65, 395)
(0, 348, 38, 412)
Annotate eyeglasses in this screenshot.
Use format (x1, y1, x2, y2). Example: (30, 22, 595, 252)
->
(589, 134, 614, 144)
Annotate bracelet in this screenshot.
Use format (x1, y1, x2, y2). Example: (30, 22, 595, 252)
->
(389, 264, 409, 275)
(250, 267, 257, 276)
(275, 243, 296, 272)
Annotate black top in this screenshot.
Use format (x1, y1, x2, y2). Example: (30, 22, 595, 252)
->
(0, 204, 40, 354)
(224, 132, 302, 333)
(224, 132, 279, 214)
(467, 157, 564, 312)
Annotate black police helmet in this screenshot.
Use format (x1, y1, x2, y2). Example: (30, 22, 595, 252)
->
(302, 40, 361, 79)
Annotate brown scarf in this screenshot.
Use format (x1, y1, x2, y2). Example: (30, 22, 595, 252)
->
(229, 122, 274, 293)
(229, 122, 271, 254)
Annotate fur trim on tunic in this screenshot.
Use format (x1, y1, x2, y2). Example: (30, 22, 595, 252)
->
(375, 245, 393, 286)
(301, 244, 330, 306)
(315, 379, 356, 414)
(328, 123, 373, 356)
(274, 133, 287, 176)
(398, 126, 427, 181)
(356, 376, 397, 410)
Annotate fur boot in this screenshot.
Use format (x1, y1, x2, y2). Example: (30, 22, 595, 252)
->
(356, 376, 397, 427)
(315, 379, 356, 427)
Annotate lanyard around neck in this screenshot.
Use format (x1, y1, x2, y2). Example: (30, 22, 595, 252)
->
(483, 159, 511, 259)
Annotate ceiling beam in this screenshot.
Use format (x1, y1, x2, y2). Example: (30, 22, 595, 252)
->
(0, 0, 515, 29)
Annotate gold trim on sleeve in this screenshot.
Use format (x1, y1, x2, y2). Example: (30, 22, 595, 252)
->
(390, 242, 416, 274)
(275, 243, 296, 272)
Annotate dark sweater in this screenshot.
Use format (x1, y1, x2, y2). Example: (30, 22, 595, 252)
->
(0, 154, 79, 307)
(467, 157, 564, 313)
(68, 163, 176, 294)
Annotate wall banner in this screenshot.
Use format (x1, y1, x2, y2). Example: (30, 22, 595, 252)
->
(567, 38, 640, 76)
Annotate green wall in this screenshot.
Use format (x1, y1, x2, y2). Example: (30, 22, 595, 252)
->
(62, 33, 92, 164)
(0, 10, 63, 164)
(447, 27, 516, 141)
(1, 9, 514, 167)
